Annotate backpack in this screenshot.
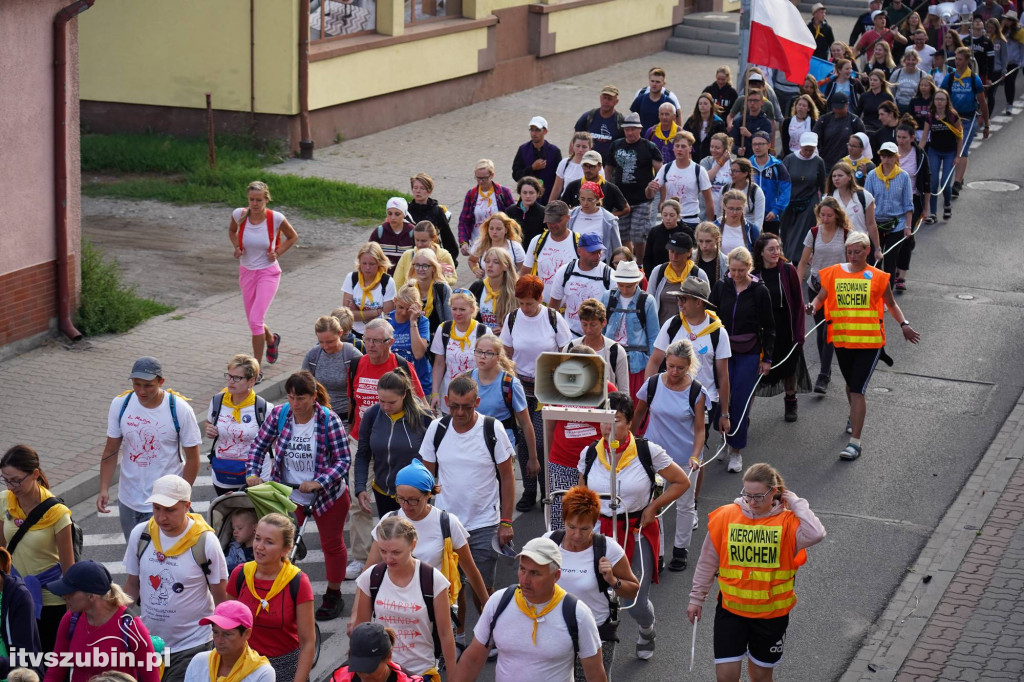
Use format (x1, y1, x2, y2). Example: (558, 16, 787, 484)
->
(119, 391, 182, 462)
(6, 496, 84, 562)
(431, 414, 504, 506)
(642, 375, 705, 415)
(233, 568, 304, 606)
(809, 224, 851, 257)
(486, 586, 581, 655)
(663, 316, 721, 387)
(584, 107, 625, 131)
(137, 528, 214, 584)
(207, 393, 269, 486)
(349, 271, 392, 299)
(506, 307, 560, 336)
(439, 320, 488, 351)
(530, 230, 580, 276)
(561, 260, 613, 289)
(655, 161, 702, 198)
(582, 437, 657, 498)
(606, 290, 649, 339)
(549, 530, 615, 619)
(369, 561, 445, 657)
(493, 371, 520, 432)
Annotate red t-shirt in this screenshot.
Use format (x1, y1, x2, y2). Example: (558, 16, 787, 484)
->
(548, 381, 617, 467)
(228, 564, 315, 657)
(349, 354, 425, 434)
(43, 606, 160, 682)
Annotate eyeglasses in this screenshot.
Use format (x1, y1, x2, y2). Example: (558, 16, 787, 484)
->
(475, 174, 491, 181)
(447, 403, 476, 413)
(738, 487, 775, 503)
(413, 263, 433, 270)
(365, 337, 391, 345)
(2, 474, 29, 488)
(474, 349, 498, 358)
(224, 373, 249, 383)
(396, 494, 426, 507)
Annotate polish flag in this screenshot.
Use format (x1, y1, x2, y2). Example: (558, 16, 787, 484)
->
(748, 0, 816, 84)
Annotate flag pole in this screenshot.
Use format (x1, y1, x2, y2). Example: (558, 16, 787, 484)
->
(738, 0, 752, 152)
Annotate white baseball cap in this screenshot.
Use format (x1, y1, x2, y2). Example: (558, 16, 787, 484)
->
(517, 537, 563, 567)
(529, 116, 548, 130)
(145, 475, 192, 507)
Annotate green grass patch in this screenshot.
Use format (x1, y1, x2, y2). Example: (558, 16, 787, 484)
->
(82, 133, 404, 222)
(77, 239, 174, 336)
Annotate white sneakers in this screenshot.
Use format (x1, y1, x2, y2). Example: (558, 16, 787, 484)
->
(727, 452, 743, 473)
(345, 559, 365, 580)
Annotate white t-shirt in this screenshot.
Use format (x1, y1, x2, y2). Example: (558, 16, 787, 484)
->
(653, 314, 732, 402)
(185, 652, 274, 682)
(657, 162, 711, 218)
(356, 560, 450, 676)
(555, 158, 604, 186)
(420, 415, 515, 531)
(579, 439, 673, 515)
(473, 194, 499, 243)
(232, 208, 286, 271)
(570, 210, 605, 239)
(429, 326, 481, 403)
(611, 293, 633, 344)
(708, 160, 732, 216)
(720, 222, 747, 256)
(498, 307, 573, 380)
(544, 532, 626, 626)
(341, 271, 398, 335)
(833, 189, 875, 235)
(910, 44, 937, 64)
(123, 518, 229, 650)
(523, 233, 578, 300)
(206, 396, 274, 489)
(473, 587, 602, 682)
(803, 225, 849, 281)
(504, 240, 527, 267)
(107, 392, 203, 513)
(282, 417, 317, 505)
(787, 117, 813, 154)
(636, 375, 708, 465)
(548, 261, 613, 335)
(371, 507, 470, 570)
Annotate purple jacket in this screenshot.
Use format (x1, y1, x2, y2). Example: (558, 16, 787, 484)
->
(512, 140, 562, 203)
(458, 183, 515, 245)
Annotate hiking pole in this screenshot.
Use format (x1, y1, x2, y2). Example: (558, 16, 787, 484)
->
(690, 615, 699, 672)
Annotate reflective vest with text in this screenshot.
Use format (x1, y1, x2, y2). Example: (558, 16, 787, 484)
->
(819, 264, 890, 349)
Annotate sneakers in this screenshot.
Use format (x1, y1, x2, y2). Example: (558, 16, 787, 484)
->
(813, 374, 829, 394)
(840, 442, 862, 461)
(924, 215, 937, 225)
(1004, 108, 1013, 116)
(727, 452, 743, 473)
(636, 627, 656, 660)
(943, 205, 952, 220)
(784, 394, 798, 422)
(894, 278, 907, 292)
(345, 559, 365, 580)
(315, 590, 345, 621)
(658, 556, 665, 573)
(255, 372, 264, 385)
(266, 333, 281, 364)
(668, 547, 689, 572)
(488, 647, 499, 660)
(845, 418, 853, 435)
(515, 490, 536, 512)
(951, 181, 962, 199)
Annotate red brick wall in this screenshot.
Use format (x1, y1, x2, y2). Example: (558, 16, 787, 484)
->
(0, 260, 58, 345)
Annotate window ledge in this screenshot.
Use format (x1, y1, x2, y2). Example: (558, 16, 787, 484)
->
(528, 0, 613, 14)
(310, 15, 498, 62)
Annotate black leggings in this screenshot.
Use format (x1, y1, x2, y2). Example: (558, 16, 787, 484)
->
(1006, 64, 1019, 108)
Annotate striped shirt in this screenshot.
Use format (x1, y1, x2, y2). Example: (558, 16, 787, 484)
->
(864, 169, 913, 230)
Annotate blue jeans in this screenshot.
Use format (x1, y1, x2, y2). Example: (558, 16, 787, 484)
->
(119, 501, 152, 541)
(928, 147, 957, 213)
(727, 353, 761, 450)
(959, 112, 979, 158)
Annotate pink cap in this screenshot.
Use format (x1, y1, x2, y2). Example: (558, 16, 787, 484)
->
(199, 600, 253, 630)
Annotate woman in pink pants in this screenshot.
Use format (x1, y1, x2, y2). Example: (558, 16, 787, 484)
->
(229, 181, 298, 379)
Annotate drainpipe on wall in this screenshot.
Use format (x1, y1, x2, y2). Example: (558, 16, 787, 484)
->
(53, 0, 95, 343)
(298, 0, 314, 159)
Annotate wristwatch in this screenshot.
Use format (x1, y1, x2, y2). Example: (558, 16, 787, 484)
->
(614, 579, 622, 590)
(900, 320, 911, 327)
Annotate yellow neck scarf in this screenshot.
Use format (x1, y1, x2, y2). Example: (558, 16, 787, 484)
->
(679, 311, 723, 340)
(514, 585, 567, 645)
(664, 260, 695, 284)
(450, 320, 478, 351)
(874, 162, 902, 189)
(207, 645, 268, 682)
(952, 67, 973, 87)
(6, 487, 68, 531)
(220, 388, 255, 423)
(358, 271, 385, 311)
(935, 116, 964, 139)
(422, 282, 436, 318)
(243, 560, 302, 617)
(478, 185, 495, 208)
(653, 121, 679, 144)
(147, 513, 214, 560)
(441, 536, 462, 603)
(594, 435, 638, 473)
(483, 277, 501, 307)
(388, 410, 405, 423)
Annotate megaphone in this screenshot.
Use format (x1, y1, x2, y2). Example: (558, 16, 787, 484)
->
(534, 352, 608, 407)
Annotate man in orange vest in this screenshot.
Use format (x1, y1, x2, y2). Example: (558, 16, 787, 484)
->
(806, 231, 920, 460)
(686, 463, 825, 681)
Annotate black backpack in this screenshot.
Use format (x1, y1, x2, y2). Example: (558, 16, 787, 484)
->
(530, 230, 580, 276)
(582, 436, 657, 501)
(7, 496, 84, 562)
(208, 393, 268, 455)
(439, 320, 488, 350)
(369, 560, 445, 657)
(486, 586, 580, 655)
(561, 260, 613, 289)
(432, 415, 503, 504)
(584, 107, 625, 131)
(605, 290, 648, 336)
(349, 271, 392, 297)
(549, 530, 615, 622)
(506, 307, 560, 336)
(642, 374, 704, 415)
(661, 315, 721, 388)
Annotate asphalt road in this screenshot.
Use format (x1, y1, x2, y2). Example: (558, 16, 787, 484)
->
(72, 113, 1024, 682)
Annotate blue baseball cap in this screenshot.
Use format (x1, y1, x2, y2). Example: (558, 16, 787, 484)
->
(47, 561, 113, 596)
(578, 232, 604, 252)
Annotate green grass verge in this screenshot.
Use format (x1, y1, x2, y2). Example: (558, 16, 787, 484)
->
(82, 133, 405, 222)
(77, 239, 175, 336)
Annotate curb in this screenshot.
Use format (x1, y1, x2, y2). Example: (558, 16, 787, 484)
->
(840, 391, 1024, 681)
(51, 375, 290, 508)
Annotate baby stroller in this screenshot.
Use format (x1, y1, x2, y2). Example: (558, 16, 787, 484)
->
(209, 483, 323, 666)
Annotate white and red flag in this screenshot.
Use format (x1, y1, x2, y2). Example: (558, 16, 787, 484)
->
(748, 0, 816, 84)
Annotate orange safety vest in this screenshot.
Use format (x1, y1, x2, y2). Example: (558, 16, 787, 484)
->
(707, 503, 806, 619)
(819, 264, 890, 349)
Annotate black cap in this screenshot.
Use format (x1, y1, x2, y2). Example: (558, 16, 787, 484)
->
(47, 561, 113, 596)
(831, 92, 850, 107)
(666, 231, 694, 252)
(347, 623, 392, 673)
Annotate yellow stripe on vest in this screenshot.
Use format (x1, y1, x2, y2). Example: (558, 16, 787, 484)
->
(832, 322, 883, 331)
(833, 309, 881, 318)
(719, 582, 769, 600)
(723, 595, 796, 614)
(748, 569, 797, 581)
(832, 334, 884, 344)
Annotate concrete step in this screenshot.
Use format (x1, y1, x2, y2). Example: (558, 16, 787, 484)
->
(673, 24, 739, 45)
(665, 37, 738, 58)
(681, 12, 739, 34)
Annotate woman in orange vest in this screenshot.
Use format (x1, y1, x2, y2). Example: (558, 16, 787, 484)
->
(686, 463, 825, 682)
(805, 231, 920, 460)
